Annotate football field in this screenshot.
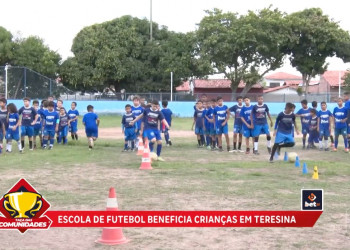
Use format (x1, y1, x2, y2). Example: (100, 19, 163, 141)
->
(0, 116, 349, 249)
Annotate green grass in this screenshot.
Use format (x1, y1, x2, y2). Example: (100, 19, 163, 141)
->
(0, 116, 349, 249)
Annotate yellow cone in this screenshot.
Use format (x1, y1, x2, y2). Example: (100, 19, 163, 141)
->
(312, 166, 319, 180)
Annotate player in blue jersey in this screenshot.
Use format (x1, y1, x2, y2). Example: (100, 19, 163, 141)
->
(192, 100, 205, 147)
(205, 98, 217, 150)
(122, 104, 137, 151)
(130, 100, 170, 162)
(213, 96, 230, 152)
(344, 92, 350, 147)
(0, 98, 8, 152)
(0, 118, 5, 154)
(161, 100, 173, 146)
(296, 99, 311, 149)
(18, 97, 38, 151)
(317, 102, 333, 151)
(42, 101, 59, 150)
(55, 100, 65, 143)
(240, 97, 254, 154)
(32, 100, 43, 149)
(58, 107, 70, 145)
(202, 101, 212, 149)
(132, 96, 144, 148)
(333, 98, 348, 152)
(5, 103, 22, 153)
(68, 102, 79, 141)
(269, 103, 299, 162)
(83, 105, 100, 150)
(250, 95, 273, 155)
(307, 109, 319, 149)
(229, 96, 244, 153)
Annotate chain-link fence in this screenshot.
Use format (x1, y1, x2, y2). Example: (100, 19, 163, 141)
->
(0, 66, 342, 102)
(0, 66, 71, 99)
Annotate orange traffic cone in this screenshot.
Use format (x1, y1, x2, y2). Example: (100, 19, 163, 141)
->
(140, 138, 153, 170)
(95, 188, 128, 245)
(137, 136, 144, 156)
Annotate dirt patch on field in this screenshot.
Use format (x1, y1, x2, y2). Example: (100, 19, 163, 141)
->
(78, 128, 194, 139)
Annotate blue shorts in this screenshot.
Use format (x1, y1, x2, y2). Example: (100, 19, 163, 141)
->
(243, 127, 253, 138)
(43, 130, 56, 138)
(6, 129, 20, 141)
(275, 131, 294, 144)
(334, 127, 347, 137)
(85, 128, 98, 138)
(252, 124, 270, 137)
(124, 127, 136, 141)
(144, 129, 161, 141)
(33, 127, 42, 136)
(69, 123, 78, 133)
(195, 127, 204, 135)
(204, 126, 211, 135)
(209, 127, 216, 136)
(301, 125, 309, 135)
(319, 127, 330, 138)
(216, 124, 228, 135)
(21, 126, 34, 137)
(59, 126, 68, 138)
(233, 124, 243, 134)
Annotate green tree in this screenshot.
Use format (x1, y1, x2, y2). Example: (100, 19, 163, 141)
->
(343, 70, 350, 91)
(60, 15, 208, 93)
(0, 26, 14, 65)
(13, 36, 61, 78)
(197, 8, 288, 95)
(285, 8, 350, 94)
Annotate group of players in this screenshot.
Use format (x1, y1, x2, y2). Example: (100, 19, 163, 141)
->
(121, 96, 173, 162)
(0, 96, 100, 153)
(192, 93, 350, 162)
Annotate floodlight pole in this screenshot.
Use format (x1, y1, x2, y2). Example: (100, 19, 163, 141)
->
(170, 72, 173, 101)
(5, 64, 9, 99)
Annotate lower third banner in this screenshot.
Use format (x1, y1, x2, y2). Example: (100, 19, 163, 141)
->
(44, 211, 322, 227)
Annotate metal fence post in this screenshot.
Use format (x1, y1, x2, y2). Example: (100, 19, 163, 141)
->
(23, 67, 27, 98)
(49, 79, 52, 96)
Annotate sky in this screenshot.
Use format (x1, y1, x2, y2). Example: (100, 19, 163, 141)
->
(1, 0, 350, 75)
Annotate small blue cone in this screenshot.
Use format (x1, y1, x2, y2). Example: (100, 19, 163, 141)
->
(302, 162, 308, 174)
(295, 156, 300, 167)
(284, 152, 288, 161)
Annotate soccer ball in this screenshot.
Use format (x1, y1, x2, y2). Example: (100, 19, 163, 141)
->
(288, 152, 298, 163)
(150, 152, 158, 161)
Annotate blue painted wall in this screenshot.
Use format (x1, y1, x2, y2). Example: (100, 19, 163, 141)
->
(7, 100, 339, 117)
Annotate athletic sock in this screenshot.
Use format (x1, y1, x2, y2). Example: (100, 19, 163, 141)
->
(149, 142, 154, 152)
(29, 141, 33, 149)
(157, 144, 162, 156)
(21, 140, 24, 149)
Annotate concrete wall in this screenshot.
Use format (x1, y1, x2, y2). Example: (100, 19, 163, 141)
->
(7, 100, 340, 117)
